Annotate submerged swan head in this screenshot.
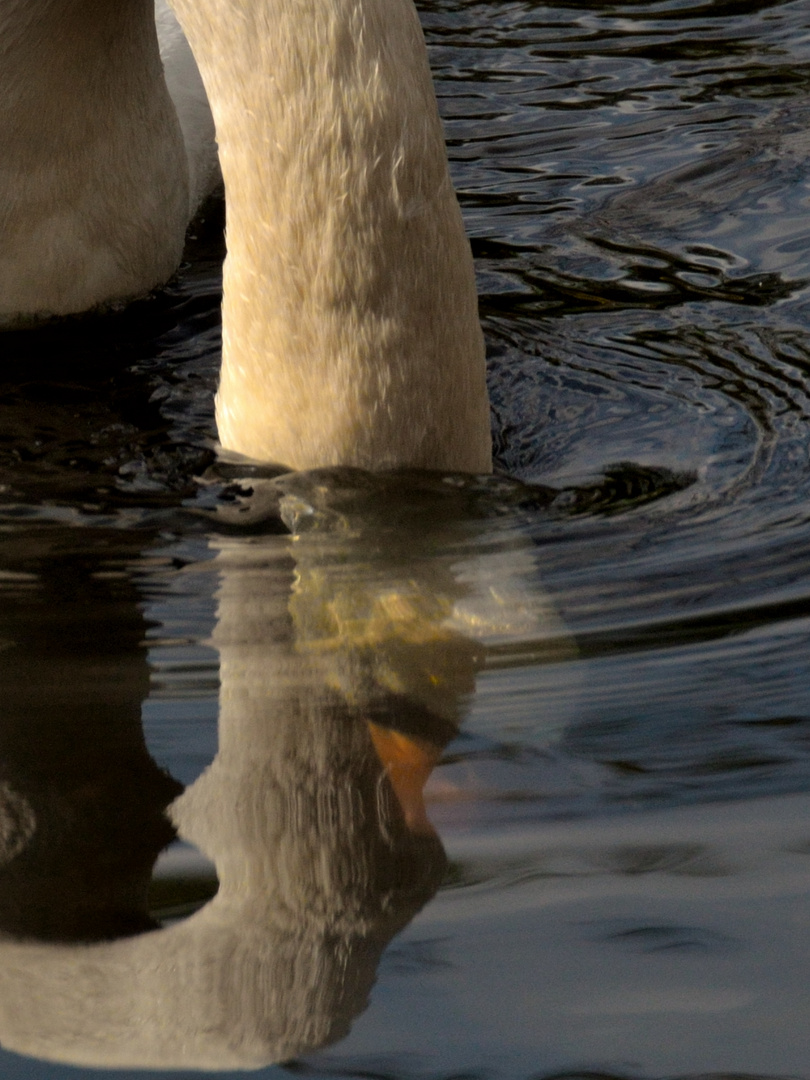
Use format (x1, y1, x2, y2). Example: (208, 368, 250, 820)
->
(171, 0, 493, 473)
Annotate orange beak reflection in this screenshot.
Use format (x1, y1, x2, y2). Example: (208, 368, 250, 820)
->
(368, 722, 442, 836)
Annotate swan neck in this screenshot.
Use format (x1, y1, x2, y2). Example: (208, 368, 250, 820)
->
(172, 0, 492, 473)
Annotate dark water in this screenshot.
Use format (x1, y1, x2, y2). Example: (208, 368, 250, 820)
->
(2, 0, 810, 1076)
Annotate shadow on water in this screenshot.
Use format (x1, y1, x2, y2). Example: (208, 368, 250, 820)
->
(0, 197, 225, 517)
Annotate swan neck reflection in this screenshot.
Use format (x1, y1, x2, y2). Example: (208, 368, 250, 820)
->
(0, 516, 476, 1069)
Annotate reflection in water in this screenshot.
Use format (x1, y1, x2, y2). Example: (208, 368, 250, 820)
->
(0, 489, 554, 1070)
(0, 531, 180, 942)
(353, 791, 810, 1079)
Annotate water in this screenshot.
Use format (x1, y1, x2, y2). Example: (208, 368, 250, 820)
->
(1, 0, 810, 1075)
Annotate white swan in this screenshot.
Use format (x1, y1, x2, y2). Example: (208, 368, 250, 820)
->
(0, 0, 217, 326)
(169, 0, 493, 473)
(3, 0, 491, 473)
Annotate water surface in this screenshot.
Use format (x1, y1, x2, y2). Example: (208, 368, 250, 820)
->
(2, 0, 810, 1076)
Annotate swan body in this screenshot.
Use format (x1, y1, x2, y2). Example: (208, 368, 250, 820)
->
(2, 0, 491, 471)
(0, 0, 216, 327)
(170, 0, 493, 473)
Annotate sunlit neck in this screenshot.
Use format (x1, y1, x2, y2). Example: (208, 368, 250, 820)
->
(171, 0, 493, 473)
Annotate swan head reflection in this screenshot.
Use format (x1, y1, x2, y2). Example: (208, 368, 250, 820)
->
(0, 478, 520, 1070)
(0, 469, 565, 1069)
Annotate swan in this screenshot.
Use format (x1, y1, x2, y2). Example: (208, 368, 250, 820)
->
(169, 0, 493, 473)
(0, 0, 217, 326)
(3, 0, 490, 472)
